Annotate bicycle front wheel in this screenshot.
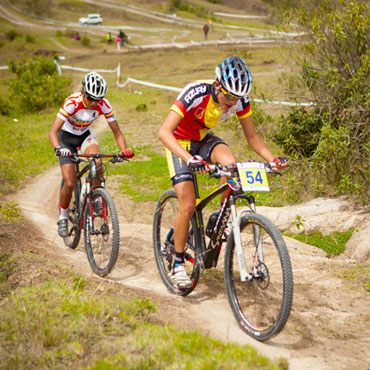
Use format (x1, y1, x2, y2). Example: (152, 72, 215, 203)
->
(84, 187, 119, 277)
(224, 213, 293, 341)
(153, 189, 201, 296)
(60, 178, 81, 249)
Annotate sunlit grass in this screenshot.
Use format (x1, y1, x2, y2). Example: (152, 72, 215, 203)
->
(0, 251, 285, 369)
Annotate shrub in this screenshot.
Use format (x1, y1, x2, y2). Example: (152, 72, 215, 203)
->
(277, 0, 370, 204)
(8, 56, 71, 113)
(273, 108, 324, 157)
(5, 30, 18, 41)
(81, 36, 90, 46)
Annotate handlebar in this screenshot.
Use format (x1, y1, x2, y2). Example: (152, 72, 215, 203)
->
(56, 152, 130, 164)
(208, 162, 282, 178)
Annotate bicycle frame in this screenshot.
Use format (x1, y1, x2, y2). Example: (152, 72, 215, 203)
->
(191, 171, 256, 277)
(72, 154, 119, 230)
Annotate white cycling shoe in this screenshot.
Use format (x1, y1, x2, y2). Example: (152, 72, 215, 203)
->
(171, 263, 192, 289)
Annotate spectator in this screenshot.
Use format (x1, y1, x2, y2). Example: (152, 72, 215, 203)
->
(107, 32, 112, 44)
(74, 32, 80, 41)
(116, 35, 121, 51)
(119, 30, 126, 46)
(203, 24, 209, 40)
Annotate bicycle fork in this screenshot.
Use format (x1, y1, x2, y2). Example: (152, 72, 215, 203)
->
(229, 197, 264, 282)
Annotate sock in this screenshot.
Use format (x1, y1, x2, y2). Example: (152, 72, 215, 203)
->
(174, 251, 185, 267)
(59, 203, 68, 220)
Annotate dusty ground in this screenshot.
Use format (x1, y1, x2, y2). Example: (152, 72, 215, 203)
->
(6, 165, 370, 370)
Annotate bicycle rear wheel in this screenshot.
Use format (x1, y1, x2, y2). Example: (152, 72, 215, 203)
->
(224, 213, 293, 341)
(153, 189, 201, 296)
(84, 187, 119, 277)
(60, 179, 81, 249)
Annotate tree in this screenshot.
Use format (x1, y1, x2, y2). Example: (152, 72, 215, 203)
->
(276, 0, 370, 203)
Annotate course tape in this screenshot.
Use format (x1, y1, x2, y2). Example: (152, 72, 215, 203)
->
(0, 63, 314, 106)
(117, 76, 315, 106)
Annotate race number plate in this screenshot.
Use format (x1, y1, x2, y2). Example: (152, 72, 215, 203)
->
(237, 162, 270, 192)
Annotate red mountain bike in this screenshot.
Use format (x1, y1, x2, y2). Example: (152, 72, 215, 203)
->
(60, 152, 128, 277)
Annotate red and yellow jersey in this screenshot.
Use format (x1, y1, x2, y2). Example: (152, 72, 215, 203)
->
(171, 81, 252, 141)
(57, 92, 116, 136)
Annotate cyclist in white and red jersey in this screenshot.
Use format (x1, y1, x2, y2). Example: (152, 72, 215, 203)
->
(158, 56, 288, 288)
(49, 71, 134, 237)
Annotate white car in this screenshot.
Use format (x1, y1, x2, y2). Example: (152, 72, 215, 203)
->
(79, 14, 103, 26)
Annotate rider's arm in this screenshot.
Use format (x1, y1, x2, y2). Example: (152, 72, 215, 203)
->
(158, 111, 193, 163)
(239, 115, 276, 163)
(48, 116, 65, 149)
(108, 120, 128, 152)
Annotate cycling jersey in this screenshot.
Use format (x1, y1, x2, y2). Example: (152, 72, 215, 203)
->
(171, 81, 252, 141)
(57, 92, 116, 136)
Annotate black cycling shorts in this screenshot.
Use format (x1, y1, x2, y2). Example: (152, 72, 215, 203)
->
(58, 129, 97, 166)
(165, 133, 226, 186)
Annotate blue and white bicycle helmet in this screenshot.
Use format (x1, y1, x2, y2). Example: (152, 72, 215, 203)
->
(215, 56, 252, 98)
(82, 71, 107, 100)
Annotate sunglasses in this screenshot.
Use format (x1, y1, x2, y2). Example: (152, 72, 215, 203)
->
(85, 94, 100, 102)
(220, 87, 240, 101)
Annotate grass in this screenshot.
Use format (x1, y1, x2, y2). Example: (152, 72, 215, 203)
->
(0, 249, 286, 369)
(339, 265, 370, 293)
(0, 113, 57, 193)
(285, 228, 354, 257)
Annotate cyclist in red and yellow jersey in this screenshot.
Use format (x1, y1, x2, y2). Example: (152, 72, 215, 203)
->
(158, 56, 288, 288)
(49, 71, 133, 238)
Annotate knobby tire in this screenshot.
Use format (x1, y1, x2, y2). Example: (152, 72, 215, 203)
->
(84, 187, 120, 277)
(153, 189, 201, 296)
(224, 213, 293, 341)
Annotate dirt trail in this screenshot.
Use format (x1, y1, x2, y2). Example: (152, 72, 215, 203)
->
(10, 161, 370, 370)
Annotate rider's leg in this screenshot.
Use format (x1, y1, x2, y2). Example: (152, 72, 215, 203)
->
(210, 143, 236, 203)
(173, 180, 196, 257)
(171, 180, 196, 288)
(60, 163, 76, 218)
(58, 163, 76, 237)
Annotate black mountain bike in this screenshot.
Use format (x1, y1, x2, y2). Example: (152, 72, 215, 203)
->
(60, 152, 127, 277)
(153, 161, 293, 341)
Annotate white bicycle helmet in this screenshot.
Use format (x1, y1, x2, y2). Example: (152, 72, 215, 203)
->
(215, 56, 252, 98)
(82, 71, 107, 100)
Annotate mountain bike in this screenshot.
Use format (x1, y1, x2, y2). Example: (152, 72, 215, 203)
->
(153, 161, 293, 341)
(59, 152, 127, 277)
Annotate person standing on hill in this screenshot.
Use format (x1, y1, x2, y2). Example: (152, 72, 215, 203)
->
(119, 30, 126, 46)
(107, 32, 112, 44)
(49, 71, 134, 237)
(203, 23, 209, 40)
(158, 56, 288, 288)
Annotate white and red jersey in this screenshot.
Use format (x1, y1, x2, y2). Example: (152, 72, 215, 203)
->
(57, 92, 116, 136)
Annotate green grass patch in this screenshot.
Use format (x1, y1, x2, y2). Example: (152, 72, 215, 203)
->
(336, 264, 370, 293)
(285, 228, 354, 257)
(0, 251, 285, 369)
(0, 112, 57, 193)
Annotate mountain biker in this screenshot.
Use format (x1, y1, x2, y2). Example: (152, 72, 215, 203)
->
(158, 56, 288, 289)
(49, 71, 134, 238)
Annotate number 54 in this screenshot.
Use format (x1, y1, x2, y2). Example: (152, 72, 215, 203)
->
(245, 170, 263, 184)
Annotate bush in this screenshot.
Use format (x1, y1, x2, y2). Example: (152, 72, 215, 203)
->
(273, 108, 324, 157)
(81, 36, 90, 46)
(277, 0, 370, 204)
(8, 56, 71, 113)
(5, 30, 18, 41)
